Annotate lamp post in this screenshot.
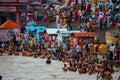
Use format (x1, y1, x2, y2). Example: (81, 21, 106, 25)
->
(29, 1, 41, 20)
(34, 10, 38, 20)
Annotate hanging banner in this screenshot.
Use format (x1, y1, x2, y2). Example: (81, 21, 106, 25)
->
(0, 29, 15, 41)
(106, 37, 119, 44)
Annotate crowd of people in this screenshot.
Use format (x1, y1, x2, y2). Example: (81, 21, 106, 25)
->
(43, 0, 120, 31)
(0, 33, 120, 80)
(0, 0, 120, 80)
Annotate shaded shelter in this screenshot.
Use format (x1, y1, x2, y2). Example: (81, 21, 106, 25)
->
(0, 20, 21, 29)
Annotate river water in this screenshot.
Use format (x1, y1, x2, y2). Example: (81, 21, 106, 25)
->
(0, 55, 119, 80)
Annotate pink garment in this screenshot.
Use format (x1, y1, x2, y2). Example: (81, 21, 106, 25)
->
(38, 0, 43, 2)
(87, 22, 90, 28)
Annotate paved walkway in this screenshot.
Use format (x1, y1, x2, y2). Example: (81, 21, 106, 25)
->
(0, 55, 119, 80)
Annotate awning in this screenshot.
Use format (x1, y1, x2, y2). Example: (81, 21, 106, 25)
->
(29, 1, 41, 5)
(0, 20, 21, 29)
(45, 28, 67, 34)
(73, 32, 96, 38)
(25, 26, 46, 33)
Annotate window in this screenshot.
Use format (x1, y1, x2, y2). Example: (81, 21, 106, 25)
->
(18, 0, 28, 3)
(0, 0, 17, 2)
(63, 37, 69, 43)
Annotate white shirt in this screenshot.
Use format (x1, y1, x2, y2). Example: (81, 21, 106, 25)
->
(78, 10, 82, 16)
(109, 0, 113, 5)
(109, 45, 115, 52)
(76, 45, 81, 52)
(91, 4, 95, 13)
(16, 36, 20, 41)
(56, 15, 60, 23)
(78, 0, 82, 4)
(56, 23, 63, 29)
(73, 38, 77, 46)
(1, 43, 5, 48)
(98, 11, 104, 20)
(51, 42, 55, 48)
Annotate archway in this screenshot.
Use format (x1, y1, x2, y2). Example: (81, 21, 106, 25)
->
(0, 16, 7, 25)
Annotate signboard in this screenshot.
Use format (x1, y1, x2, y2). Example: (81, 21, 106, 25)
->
(0, 6, 16, 12)
(92, 0, 108, 4)
(106, 37, 119, 44)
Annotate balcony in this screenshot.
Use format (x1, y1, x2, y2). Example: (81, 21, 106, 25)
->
(0, 0, 28, 3)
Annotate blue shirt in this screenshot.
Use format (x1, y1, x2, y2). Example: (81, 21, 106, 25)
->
(82, 23, 87, 30)
(99, 2, 104, 8)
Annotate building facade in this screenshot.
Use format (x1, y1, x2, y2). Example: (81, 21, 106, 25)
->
(0, 0, 28, 26)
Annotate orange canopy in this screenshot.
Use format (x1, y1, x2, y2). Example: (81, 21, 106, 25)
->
(0, 20, 21, 29)
(73, 32, 96, 38)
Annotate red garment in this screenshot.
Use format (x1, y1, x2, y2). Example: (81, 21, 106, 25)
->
(81, 3, 86, 10)
(62, 0, 65, 3)
(79, 41, 84, 50)
(67, 1, 72, 6)
(38, 0, 43, 2)
(59, 44, 63, 52)
(75, 0, 78, 3)
(75, 10, 78, 21)
(66, 45, 70, 51)
(85, 4, 91, 14)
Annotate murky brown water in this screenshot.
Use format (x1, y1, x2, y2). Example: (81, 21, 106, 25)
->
(0, 55, 119, 80)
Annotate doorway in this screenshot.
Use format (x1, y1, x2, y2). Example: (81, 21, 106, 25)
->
(0, 12, 16, 25)
(0, 16, 7, 25)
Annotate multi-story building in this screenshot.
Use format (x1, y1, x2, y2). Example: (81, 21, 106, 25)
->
(0, 0, 28, 26)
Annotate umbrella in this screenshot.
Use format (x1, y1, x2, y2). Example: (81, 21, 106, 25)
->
(49, 1, 61, 5)
(59, 6, 74, 10)
(45, 0, 61, 5)
(29, 1, 41, 5)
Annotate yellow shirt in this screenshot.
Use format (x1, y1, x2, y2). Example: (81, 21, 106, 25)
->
(98, 44, 108, 54)
(52, 53, 55, 59)
(30, 38, 34, 47)
(63, 18, 67, 25)
(69, 37, 73, 46)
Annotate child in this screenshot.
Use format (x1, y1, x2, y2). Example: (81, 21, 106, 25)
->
(8, 46, 13, 55)
(46, 57, 51, 64)
(33, 52, 37, 58)
(62, 64, 67, 71)
(61, 57, 66, 63)
(22, 51, 27, 56)
(0, 75, 2, 80)
(104, 71, 112, 80)
(14, 51, 19, 56)
(40, 50, 46, 58)
(14, 46, 19, 56)
(0, 48, 3, 56)
(0, 52, 2, 56)
(72, 65, 77, 72)
(36, 48, 41, 56)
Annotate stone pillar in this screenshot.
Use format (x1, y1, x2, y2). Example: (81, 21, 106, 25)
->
(16, 6, 20, 24)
